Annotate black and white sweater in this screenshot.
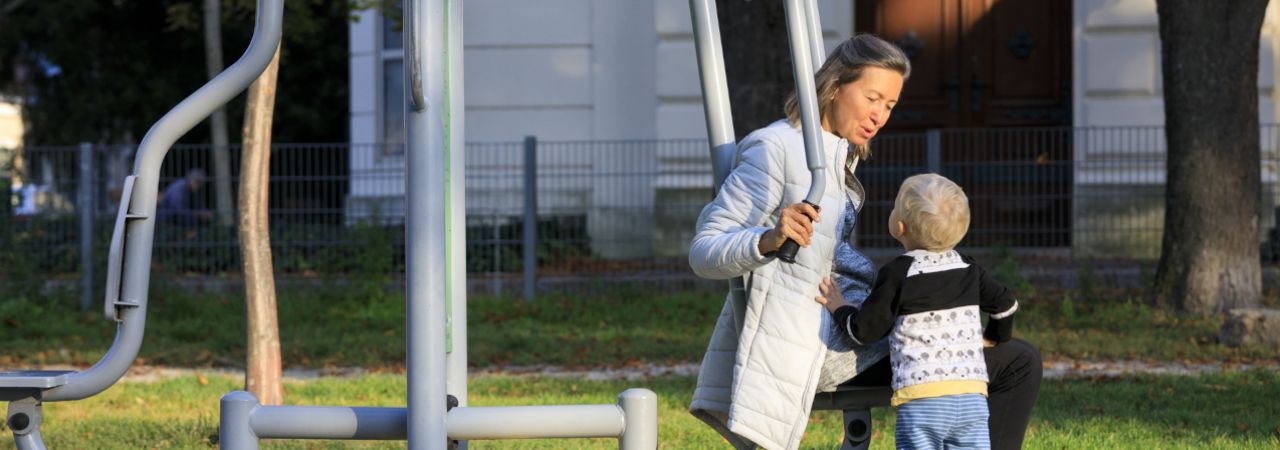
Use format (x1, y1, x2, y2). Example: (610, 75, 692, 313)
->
(831, 249, 1018, 400)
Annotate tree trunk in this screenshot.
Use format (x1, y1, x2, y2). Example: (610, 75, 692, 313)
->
(1153, 0, 1267, 316)
(204, 0, 235, 227)
(717, 0, 792, 141)
(240, 44, 282, 405)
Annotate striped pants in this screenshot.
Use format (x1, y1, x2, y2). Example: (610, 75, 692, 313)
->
(894, 394, 990, 450)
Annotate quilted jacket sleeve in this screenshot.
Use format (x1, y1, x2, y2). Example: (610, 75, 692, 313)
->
(688, 133, 788, 280)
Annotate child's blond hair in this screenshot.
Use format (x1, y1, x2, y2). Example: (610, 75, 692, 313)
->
(894, 174, 970, 251)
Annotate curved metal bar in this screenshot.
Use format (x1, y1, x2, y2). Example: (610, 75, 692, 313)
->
(783, 0, 827, 208)
(688, 0, 737, 189)
(44, 0, 285, 402)
(688, 0, 751, 332)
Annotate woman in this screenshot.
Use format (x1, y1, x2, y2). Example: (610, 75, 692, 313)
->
(688, 34, 1040, 450)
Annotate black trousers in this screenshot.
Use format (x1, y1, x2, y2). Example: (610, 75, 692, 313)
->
(843, 338, 1042, 450)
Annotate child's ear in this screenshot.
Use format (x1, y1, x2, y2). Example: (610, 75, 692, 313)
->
(894, 220, 908, 238)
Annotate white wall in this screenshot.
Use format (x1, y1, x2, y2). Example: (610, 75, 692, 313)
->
(350, 0, 855, 145)
(347, 1, 855, 258)
(1073, 0, 1279, 184)
(1071, 0, 1280, 257)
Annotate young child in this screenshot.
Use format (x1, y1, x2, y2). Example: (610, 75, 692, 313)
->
(816, 173, 1018, 450)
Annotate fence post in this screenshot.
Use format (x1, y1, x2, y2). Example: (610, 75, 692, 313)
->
(79, 142, 94, 311)
(523, 136, 537, 302)
(926, 129, 942, 174)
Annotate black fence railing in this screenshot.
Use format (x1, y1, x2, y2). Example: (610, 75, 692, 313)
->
(6, 126, 1280, 294)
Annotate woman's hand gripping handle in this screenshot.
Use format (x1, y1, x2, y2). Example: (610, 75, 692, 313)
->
(760, 201, 820, 263)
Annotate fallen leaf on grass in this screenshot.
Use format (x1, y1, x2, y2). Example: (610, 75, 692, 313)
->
(197, 373, 209, 385)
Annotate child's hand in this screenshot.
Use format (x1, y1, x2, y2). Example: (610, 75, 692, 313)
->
(815, 276, 844, 314)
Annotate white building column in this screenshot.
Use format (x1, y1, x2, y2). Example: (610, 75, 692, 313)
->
(588, 1, 658, 259)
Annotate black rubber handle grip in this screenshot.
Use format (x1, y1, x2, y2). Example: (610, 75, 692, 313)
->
(777, 239, 802, 263)
(775, 200, 818, 264)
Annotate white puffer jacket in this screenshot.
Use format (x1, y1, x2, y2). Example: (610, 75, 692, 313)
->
(688, 120, 879, 450)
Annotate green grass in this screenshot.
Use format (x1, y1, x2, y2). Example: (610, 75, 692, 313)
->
(1018, 290, 1278, 362)
(3, 281, 1277, 370)
(0, 282, 723, 369)
(3, 370, 1279, 449)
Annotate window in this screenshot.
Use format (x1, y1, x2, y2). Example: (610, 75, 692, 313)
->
(380, 2, 405, 156)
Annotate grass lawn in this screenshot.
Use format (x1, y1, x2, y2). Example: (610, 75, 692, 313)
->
(2, 279, 1277, 370)
(3, 370, 1278, 449)
(4, 267, 1280, 448)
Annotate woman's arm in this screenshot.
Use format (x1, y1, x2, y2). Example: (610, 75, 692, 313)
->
(688, 135, 788, 279)
(976, 260, 1018, 344)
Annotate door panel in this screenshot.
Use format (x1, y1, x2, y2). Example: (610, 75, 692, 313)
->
(854, 0, 1074, 248)
(972, 0, 1072, 127)
(859, 0, 962, 129)
(858, 0, 1071, 129)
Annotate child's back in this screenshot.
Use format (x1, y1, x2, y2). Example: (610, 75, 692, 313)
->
(817, 174, 1018, 450)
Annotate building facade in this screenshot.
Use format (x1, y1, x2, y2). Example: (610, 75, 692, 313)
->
(349, 0, 1280, 259)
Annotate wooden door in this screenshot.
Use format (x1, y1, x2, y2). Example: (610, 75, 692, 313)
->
(857, 0, 1072, 129)
(854, 0, 1073, 248)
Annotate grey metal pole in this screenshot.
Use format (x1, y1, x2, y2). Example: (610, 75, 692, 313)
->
(802, 0, 825, 72)
(220, 391, 261, 450)
(782, 0, 827, 236)
(405, 0, 449, 447)
(445, 405, 624, 440)
(617, 388, 658, 450)
(78, 143, 94, 312)
(688, 0, 750, 333)
(44, 0, 284, 403)
(771, 0, 828, 264)
(688, 0, 736, 189)
(220, 393, 652, 445)
(444, 2, 469, 448)
(12, 429, 44, 450)
(522, 135, 537, 302)
(8, 397, 45, 450)
(250, 406, 408, 440)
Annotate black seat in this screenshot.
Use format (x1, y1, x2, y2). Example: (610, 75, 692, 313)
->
(812, 385, 891, 411)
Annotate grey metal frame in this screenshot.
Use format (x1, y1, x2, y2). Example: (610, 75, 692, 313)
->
(784, 0, 828, 218)
(687, 1, 891, 449)
(0, 1, 285, 448)
(1, 0, 657, 448)
(220, 1, 658, 450)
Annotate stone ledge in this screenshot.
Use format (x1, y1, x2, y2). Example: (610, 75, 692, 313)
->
(1221, 308, 1280, 347)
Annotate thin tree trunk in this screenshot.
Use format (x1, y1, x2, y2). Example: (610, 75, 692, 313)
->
(204, 0, 235, 226)
(1153, 0, 1267, 316)
(240, 44, 282, 405)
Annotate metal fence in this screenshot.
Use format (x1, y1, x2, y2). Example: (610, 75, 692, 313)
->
(6, 125, 1280, 297)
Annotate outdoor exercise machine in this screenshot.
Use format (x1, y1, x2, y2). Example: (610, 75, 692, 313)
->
(687, 0, 892, 449)
(0, 1, 657, 449)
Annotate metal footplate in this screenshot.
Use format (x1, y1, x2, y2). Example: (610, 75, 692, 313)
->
(0, 371, 73, 390)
